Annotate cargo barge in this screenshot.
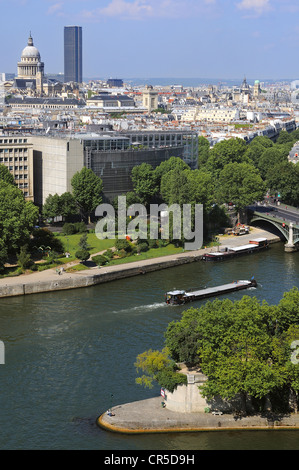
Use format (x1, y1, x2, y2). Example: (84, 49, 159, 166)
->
(165, 278, 257, 305)
(202, 238, 269, 262)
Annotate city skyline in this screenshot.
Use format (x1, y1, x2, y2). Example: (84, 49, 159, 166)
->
(1, 0, 299, 80)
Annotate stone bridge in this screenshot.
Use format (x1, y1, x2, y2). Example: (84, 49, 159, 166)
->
(249, 204, 299, 252)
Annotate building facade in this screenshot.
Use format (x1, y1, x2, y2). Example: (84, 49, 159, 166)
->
(0, 135, 34, 200)
(15, 33, 44, 93)
(64, 26, 82, 84)
(30, 130, 198, 206)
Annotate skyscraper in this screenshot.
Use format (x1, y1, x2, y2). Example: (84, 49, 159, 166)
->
(64, 26, 82, 83)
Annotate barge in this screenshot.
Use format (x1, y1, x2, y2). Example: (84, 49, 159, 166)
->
(165, 278, 257, 305)
(202, 238, 269, 262)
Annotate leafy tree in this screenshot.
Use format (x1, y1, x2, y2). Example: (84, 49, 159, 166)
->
(135, 347, 187, 393)
(43, 192, 78, 221)
(257, 147, 288, 180)
(0, 181, 39, 252)
(197, 136, 210, 167)
(276, 130, 293, 144)
(206, 138, 249, 178)
(154, 156, 189, 187)
(75, 248, 90, 262)
(0, 164, 15, 185)
(163, 293, 298, 414)
(59, 192, 78, 220)
(43, 194, 61, 220)
(71, 168, 103, 224)
(131, 163, 158, 206)
(217, 162, 266, 221)
(266, 161, 299, 206)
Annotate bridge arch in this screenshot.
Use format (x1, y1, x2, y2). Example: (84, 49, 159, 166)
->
(250, 216, 289, 240)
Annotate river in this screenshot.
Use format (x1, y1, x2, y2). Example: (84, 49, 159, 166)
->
(0, 242, 298, 450)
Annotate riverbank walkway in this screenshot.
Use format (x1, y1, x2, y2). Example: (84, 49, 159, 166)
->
(98, 396, 299, 434)
(0, 227, 281, 298)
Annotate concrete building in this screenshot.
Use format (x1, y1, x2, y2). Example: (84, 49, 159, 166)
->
(30, 129, 198, 205)
(30, 135, 84, 207)
(0, 135, 34, 200)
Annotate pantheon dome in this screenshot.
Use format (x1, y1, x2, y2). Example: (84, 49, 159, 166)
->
(17, 33, 44, 80)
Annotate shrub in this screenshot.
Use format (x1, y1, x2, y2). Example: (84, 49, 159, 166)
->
(74, 221, 87, 233)
(75, 249, 90, 262)
(115, 239, 132, 252)
(137, 242, 149, 253)
(62, 223, 77, 235)
(94, 254, 108, 266)
(17, 245, 34, 270)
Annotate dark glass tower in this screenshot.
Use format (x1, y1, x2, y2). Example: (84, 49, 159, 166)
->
(64, 26, 82, 83)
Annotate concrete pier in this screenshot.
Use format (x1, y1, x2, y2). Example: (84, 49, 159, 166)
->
(97, 396, 299, 434)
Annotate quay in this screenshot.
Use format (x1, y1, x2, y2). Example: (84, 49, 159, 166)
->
(97, 396, 299, 434)
(0, 228, 280, 299)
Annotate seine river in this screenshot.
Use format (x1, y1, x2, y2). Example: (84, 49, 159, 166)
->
(0, 242, 298, 450)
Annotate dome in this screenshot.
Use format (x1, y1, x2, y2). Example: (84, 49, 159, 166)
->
(21, 45, 40, 59)
(21, 34, 40, 60)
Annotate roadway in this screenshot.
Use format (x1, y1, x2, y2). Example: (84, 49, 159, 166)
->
(249, 202, 299, 227)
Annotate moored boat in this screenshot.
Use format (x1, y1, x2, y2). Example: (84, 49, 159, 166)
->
(165, 278, 257, 305)
(202, 238, 269, 262)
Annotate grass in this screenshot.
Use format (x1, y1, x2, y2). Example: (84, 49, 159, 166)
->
(55, 232, 115, 258)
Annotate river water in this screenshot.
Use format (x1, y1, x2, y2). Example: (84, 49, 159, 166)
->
(0, 242, 298, 450)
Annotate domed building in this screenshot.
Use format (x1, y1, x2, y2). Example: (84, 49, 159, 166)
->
(14, 33, 44, 94)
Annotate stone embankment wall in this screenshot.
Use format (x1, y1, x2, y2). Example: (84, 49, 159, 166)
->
(0, 254, 202, 299)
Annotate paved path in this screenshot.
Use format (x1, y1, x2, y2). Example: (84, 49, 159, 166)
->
(98, 396, 299, 434)
(0, 227, 280, 290)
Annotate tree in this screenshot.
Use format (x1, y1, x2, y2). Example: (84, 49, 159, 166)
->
(0, 164, 15, 185)
(217, 162, 266, 221)
(78, 232, 89, 251)
(257, 147, 288, 180)
(75, 249, 90, 262)
(59, 192, 78, 220)
(43, 192, 78, 221)
(71, 168, 103, 223)
(154, 156, 189, 187)
(135, 347, 187, 393)
(206, 138, 249, 178)
(43, 194, 61, 220)
(17, 245, 33, 270)
(163, 293, 297, 414)
(131, 163, 158, 206)
(197, 136, 210, 167)
(0, 181, 39, 252)
(266, 161, 299, 207)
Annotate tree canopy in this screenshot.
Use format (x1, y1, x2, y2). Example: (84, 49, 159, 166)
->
(136, 288, 299, 414)
(71, 168, 103, 223)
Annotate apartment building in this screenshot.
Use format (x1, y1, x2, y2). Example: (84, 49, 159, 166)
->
(182, 106, 240, 123)
(0, 135, 34, 200)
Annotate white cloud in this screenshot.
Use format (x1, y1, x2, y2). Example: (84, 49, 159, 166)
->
(236, 0, 271, 15)
(81, 0, 218, 21)
(47, 2, 64, 15)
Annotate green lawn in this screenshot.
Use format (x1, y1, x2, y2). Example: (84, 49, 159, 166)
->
(55, 232, 115, 259)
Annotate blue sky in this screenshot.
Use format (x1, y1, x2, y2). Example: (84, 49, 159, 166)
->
(2, 0, 299, 80)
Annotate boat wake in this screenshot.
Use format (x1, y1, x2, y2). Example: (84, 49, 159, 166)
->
(112, 302, 165, 314)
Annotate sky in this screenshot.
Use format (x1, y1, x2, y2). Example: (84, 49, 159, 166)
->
(1, 0, 299, 80)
